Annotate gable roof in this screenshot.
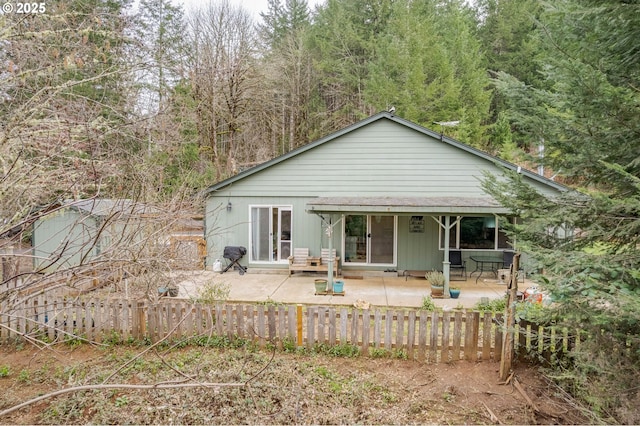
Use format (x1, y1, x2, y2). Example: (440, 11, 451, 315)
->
(206, 111, 567, 194)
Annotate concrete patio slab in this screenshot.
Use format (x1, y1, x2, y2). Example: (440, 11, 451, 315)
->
(175, 270, 523, 309)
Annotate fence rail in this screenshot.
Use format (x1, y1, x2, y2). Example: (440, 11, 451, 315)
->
(0, 297, 579, 362)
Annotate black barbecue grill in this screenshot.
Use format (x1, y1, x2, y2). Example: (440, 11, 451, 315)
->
(222, 246, 247, 275)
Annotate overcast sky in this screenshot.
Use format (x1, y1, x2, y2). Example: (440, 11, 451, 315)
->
(178, 0, 326, 19)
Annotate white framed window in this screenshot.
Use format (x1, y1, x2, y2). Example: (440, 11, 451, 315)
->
(440, 215, 513, 250)
(249, 205, 292, 262)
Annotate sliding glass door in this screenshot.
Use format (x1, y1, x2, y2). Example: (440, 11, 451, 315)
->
(370, 215, 395, 264)
(344, 214, 396, 265)
(250, 206, 292, 262)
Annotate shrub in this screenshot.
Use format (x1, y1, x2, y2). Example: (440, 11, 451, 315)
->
(421, 296, 436, 311)
(194, 279, 230, 304)
(474, 295, 506, 312)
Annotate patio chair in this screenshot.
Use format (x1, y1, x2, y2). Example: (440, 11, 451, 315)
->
(449, 250, 466, 280)
(288, 248, 310, 276)
(503, 250, 525, 283)
(321, 248, 340, 277)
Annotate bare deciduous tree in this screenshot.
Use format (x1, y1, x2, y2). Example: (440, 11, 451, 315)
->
(0, 1, 210, 343)
(187, 0, 260, 180)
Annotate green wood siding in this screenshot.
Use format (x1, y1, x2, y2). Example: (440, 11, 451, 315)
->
(32, 206, 148, 272)
(32, 209, 99, 271)
(206, 196, 324, 269)
(397, 216, 441, 271)
(209, 120, 559, 198)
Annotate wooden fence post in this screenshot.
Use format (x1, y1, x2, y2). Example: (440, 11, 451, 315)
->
(296, 304, 303, 347)
(306, 306, 315, 350)
(464, 311, 480, 361)
(441, 311, 450, 362)
(500, 253, 520, 380)
(328, 307, 337, 346)
(361, 308, 370, 356)
(137, 301, 146, 339)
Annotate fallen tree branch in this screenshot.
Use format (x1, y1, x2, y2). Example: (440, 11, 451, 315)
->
(498, 371, 514, 386)
(482, 401, 504, 425)
(514, 377, 539, 412)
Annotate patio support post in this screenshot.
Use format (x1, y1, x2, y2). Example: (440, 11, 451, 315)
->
(443, 216, 451, 298)
(321, 215, 342, 292)
(327, 218, 334, 291)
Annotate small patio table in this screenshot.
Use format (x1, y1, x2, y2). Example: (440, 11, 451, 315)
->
(469, 256, 504, 283)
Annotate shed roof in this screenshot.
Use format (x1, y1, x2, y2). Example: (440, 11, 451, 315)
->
(66, 199, 159, 216)
(206, 111, 568, 194)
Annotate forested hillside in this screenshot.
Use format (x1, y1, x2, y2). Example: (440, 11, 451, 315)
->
(0, 0, 543, 209)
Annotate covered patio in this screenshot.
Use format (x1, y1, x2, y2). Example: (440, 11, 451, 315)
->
(306, 196, 513, 296)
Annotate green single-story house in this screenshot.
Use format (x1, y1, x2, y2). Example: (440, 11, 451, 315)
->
(205, 111, 566, 283)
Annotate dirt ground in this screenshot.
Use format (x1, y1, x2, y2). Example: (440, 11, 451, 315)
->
(0, 343, 591, 425)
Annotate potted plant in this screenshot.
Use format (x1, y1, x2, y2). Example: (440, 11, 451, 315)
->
(449, 286, 461, 299)
(314, 278, 328, 294)
(425, 270, 445, 298)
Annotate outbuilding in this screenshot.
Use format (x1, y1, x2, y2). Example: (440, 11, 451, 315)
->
(31, 199, 157, 272)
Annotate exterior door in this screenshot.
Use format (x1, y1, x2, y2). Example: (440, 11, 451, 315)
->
(370, 215, 395, 264)
(277, 208, 292, 261)
(344, 214, 396, 265)
(250, 206, 292, 262)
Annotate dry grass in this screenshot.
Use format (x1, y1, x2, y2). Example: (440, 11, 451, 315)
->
(0, 342, 591, 425)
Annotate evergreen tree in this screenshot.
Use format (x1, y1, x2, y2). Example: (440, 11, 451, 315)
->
(476, 0, 542, 87)
(136, 0, 187, 111)
(259, 0, 310, 49)
(485, 1, 640, 421)
(475, 0, 543, 156)
(365, 0, 490, 146)
(256, 0, 315, 154)
(308, 0, 394, 128)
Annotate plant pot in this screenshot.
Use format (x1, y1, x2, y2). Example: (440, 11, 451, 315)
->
(333, 280, 344, 293)
(449, 288, 461, 299)
(314, 279, 327, 293)
(430, 285, 444, 298)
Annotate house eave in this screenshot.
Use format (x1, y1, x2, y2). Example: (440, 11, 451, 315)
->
(305, 197, 510, 216)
